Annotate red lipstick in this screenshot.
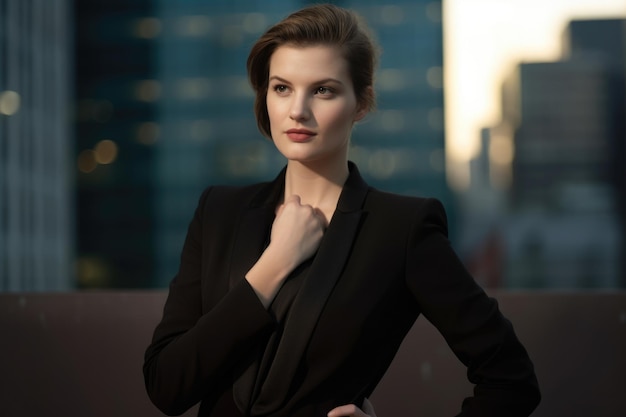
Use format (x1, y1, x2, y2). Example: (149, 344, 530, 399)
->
(286, 128, 315, 142)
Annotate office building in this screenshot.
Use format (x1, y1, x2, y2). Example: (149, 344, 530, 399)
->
(74, 0, 450, 287)
(498, 19, 625, 287)
(74, 0, 158, 288)
(0, 0, 73, 291)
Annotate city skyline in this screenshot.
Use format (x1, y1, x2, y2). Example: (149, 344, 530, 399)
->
(2, 1, 624, 290)
(71, 0, 451, 288)
(444, 0, 626, 190)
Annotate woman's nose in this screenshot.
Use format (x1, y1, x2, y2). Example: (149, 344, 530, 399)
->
(289, 95, 311, 121)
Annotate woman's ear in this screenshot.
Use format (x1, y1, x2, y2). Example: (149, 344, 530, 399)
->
(354, 106, 368, 122)
(354, 86, 373, 122)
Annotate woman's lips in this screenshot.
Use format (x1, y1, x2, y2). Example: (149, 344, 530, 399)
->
(286, 129, 315, 142)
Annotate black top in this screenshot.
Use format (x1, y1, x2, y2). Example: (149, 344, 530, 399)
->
(234, 259, 312, 413)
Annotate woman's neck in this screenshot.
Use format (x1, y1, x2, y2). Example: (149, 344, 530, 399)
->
(283, 159, 349, 219)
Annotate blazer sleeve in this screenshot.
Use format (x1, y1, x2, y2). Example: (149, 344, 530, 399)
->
(143, 187, 276, 416)
(405, 199, 540, 417)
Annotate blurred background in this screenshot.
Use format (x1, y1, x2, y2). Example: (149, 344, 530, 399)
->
(0, 0, 624, 291)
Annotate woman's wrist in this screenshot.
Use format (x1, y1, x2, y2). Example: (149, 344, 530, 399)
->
(245, 246, 294, 308)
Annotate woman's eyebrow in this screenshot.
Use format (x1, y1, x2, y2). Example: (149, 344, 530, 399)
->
(268, 75, 344, 85)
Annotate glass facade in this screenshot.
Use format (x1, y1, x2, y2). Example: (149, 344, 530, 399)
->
(0, 0, 73, 291)
(151, 0, 450, 286)
(2, 1, 615, 290)
(74, 0, 157, 288)
(72, 0, 449, 288)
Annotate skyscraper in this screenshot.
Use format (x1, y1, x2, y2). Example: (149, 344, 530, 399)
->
(153, 0, 450, 285)
(566, 19, 626, 285)
(509, 59, 616, 208)
(73, 0, 450, 287)
(0, 0, 73, 291)
(498, 18, 625, 288)
(74, 0, 158, 288)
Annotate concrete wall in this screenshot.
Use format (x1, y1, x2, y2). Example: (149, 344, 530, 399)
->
(1, 291, 624, 416)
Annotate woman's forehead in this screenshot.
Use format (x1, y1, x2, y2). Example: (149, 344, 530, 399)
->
(268, 45, 350, 81)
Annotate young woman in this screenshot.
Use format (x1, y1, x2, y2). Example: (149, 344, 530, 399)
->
(143, 4, 540, 417)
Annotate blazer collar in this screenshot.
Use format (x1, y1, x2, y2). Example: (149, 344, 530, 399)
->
(247, 160, 369, 211)
(228, 161, 369, 288)
(336, 161, 370, 213)
(239, 161, 370, 414)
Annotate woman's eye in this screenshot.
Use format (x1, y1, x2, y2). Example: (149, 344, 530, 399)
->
(316, 86, 331, 95)
(273, 85, 289, 94)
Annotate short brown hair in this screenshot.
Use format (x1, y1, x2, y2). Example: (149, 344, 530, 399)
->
(247, 4, 378, 138)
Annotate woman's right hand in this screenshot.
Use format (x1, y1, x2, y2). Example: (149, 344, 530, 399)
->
(270, 195, 327, 267)
(245, 195, 326, 308)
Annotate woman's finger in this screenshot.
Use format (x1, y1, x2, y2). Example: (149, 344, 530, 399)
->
(327, 403, 369, 417)
(313, 207, 329, 229)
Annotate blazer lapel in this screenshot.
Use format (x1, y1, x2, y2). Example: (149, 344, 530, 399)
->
(228, 170, 286, 290)
(228, 207, 274, 289)
(251, 162, 370, 414)
(230, 170, 285, 414)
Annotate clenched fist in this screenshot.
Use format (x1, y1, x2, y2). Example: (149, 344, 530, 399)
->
(245, 195, 327, 308)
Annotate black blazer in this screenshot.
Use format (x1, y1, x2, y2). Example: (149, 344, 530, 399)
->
(144, 163, 540, 417)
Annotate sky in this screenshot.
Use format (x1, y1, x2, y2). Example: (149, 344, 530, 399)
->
(443, 0, 626, 189)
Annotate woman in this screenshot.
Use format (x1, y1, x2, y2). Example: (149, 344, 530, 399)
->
(143, 4, 540, 417)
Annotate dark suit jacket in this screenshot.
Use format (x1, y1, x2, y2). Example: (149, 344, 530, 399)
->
(143, 163, 540, 417)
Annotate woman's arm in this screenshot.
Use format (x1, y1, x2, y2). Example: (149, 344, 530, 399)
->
(246, 194, 326, 308)
(143, 190, 328, 415)
(405, 199, 540, 417)
(143, 188, 276, 415)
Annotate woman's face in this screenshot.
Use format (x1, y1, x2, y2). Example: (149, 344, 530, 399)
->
(266, 45, 367, 165)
